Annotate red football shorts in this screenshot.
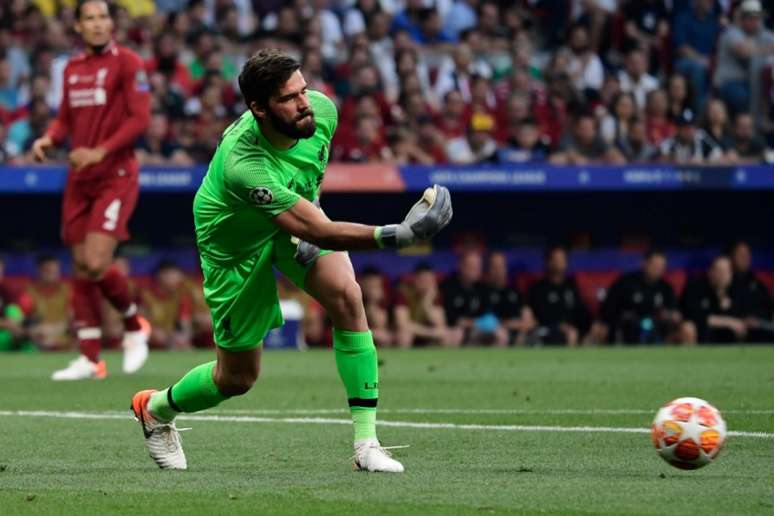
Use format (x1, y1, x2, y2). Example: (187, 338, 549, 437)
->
(61, 162, 140, 246)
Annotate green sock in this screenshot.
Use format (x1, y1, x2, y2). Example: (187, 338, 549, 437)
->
(333, 328, 378, 442)
(148, 361, 229, 421)
(352, 409, 377, 442)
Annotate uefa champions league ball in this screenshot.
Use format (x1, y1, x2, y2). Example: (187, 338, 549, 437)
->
(651, 397, 727, 470)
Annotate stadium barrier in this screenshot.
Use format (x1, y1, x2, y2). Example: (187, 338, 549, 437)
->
(1, 163, 773, 193)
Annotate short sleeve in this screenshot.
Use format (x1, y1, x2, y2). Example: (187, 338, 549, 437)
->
(224, 153, 300, 218)
(309, 90, 338, 141)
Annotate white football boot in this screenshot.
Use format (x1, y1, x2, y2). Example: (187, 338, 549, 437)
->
(353, 439, 406, 473)
(131, 389, 188, 470)
(51, 355, 107, 381)
(122, 317, 150, 374)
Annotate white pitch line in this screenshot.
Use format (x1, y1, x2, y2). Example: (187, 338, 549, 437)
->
(209, 408, 774, 416)
(0, 410, 771, 439)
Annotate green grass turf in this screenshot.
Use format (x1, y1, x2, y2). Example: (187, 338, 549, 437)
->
(1, 347, 773, 515)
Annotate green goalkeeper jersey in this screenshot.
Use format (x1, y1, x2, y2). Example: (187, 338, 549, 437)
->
(193, 90, 337, 265)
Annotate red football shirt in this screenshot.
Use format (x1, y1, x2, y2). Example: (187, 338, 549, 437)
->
(46, 42, 151, 181)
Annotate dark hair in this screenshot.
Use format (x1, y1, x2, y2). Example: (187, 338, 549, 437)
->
(154, 259, 179, 276)
(76, 0, 111, 19)
(544, 245, 567, 263)
(36, 254, 58, 266)
(360, 265, 382, 277)
(238, 49, 300, 109)
(726, 240, 750, 255)
(413, 262, 434, 273)
(644, 248, 665, 261)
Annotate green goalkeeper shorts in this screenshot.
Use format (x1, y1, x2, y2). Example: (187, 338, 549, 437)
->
(200, 231, 332, 351)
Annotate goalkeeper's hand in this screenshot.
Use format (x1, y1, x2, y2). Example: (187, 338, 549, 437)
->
(375, 184, 453, 248)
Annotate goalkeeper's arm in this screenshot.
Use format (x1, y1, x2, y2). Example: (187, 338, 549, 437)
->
(273, 185, 452, 251)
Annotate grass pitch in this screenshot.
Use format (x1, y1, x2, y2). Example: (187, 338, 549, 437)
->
(0, 347, 773, 515)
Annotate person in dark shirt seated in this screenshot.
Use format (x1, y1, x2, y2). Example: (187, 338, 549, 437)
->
(600, 249, 687, 344)
(441, 250, 508, 346)
(528, 246, 594, 346)
(681, 255, 749, 343)
(484, 251, 536, 345)
(728, 241, 774, 342)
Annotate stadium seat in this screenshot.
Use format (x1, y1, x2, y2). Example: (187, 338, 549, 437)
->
(663, 269, 687, 297)
(574, 271, 620, 317)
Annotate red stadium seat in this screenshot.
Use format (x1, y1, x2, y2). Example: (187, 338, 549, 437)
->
(755, 271, 774, 299)
(663, 269, 687, 297)
(574, 271, 620, 317)
(514, 271, 541, 296)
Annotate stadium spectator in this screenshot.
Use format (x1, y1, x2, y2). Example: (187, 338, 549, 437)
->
(26, 254, 71, 350)
(136, 111, 194, 165)
(484, 251, 536, 346)
(620, 0, 670, 68)
(498, 116, 550, 163)
(433, 42, 491, 104)
(358, 266, 393, 348)
(436, 90, 469, 139)
(618, 47, 658, 110)
(600, 92, 637, 145)
(344, 0, 384, 38)
(0, 27, 31, 91)
(528, 246, 594, 346)
(140, 260, 193, 350)
(658, 108, 724, 163)
(728, 241, 774, 341)
(726, 112, 768, 163)
(599, 250, 687, 344)
(713, 0, 774, 117)
(672, 0, 720, 110)
(0, 56, 21, 112)
(444, 0, 478, 41)
(5, 97, 52, 161)
(681, 255, 750, 343)
(445, 112, 498, 164)
(701, 98, 733, 154)
(550, 114, 625, 165)
(442, 250, 508, 346)
(565, 23, 604, 95)
(393, 262, 456, 348)
(645, 88, 675, 146)
(667, 74, 693, 120)
(616, 116, 657, 162)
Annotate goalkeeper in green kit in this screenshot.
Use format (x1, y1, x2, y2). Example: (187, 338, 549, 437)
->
(130, 49, 453, 473)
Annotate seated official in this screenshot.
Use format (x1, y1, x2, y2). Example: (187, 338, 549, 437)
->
(484, 251, 536, 345)
(600, 250, 687, 344)
(729, 241, 774, 342)
(681, 256, 749, 343)
(442, 250, 508, 346)
(528, 246, 594, 346)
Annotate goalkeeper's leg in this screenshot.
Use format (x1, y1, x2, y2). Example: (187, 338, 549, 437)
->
(304, 252, 404, 473)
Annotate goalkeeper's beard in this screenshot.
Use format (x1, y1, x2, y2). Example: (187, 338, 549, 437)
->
(268, 107, 317, 140)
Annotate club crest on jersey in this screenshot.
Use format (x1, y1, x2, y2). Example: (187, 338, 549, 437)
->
(249, 187, 273, 205)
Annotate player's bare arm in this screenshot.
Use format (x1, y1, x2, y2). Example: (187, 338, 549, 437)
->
(273, 184, 453, 251)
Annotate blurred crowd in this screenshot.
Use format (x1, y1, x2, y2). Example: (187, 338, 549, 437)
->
(2, 241, 773, 351)
(1, 0, 774, 166)
(354, 241, 774, 348)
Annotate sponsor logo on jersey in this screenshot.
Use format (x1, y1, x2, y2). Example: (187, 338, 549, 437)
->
(249, 187, 273, 205)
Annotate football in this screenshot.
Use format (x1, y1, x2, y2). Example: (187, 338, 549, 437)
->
(651, 397, 727, 470)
